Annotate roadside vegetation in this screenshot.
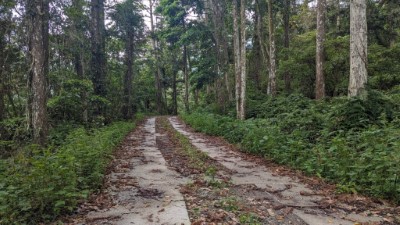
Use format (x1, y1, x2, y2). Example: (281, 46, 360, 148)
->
(181, 90, 400, 204)
(0, 115, 143, 224)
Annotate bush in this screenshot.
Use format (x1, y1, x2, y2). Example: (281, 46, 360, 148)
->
(181, 92, 400, 203)
(0, 121, 135, 224)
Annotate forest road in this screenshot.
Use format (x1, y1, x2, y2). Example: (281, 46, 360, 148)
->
(67, 117, 396, 225)
(70, 117, 191, 225)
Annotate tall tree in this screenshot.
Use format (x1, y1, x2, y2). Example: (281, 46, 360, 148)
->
(111, 0, 144, 119)
(348, 0, 367, 97)
(206, 0, 232, 100)
(232, 0, 246, 120)
(68, 0, 89, 122)
(27, 0, 49, 145)
(283, 0, 291, 93)
(315, 0, 326, 99)
(90, 0, 107, 98)
(233, 0, 241, 119)
(149, 0, 166, 114)
(267, 0, 276, 96)
(239, 0, 246, 120)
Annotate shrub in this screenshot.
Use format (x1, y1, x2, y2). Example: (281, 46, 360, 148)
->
(0, 121, 135, 224)
(181, 92, 400, 203)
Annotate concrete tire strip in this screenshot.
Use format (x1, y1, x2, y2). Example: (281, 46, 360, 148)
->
(168, 116, 384, 225)
(82, 118, 190, 225)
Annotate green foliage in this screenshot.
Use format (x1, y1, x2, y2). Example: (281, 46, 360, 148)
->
(279, 33, 350, 97)
(47, 79, 111, 125)
(0, 118, 30, 156)
(0, 121, 135, 224)
(181, 91, 400, 204)
(369, 43, 400, 90)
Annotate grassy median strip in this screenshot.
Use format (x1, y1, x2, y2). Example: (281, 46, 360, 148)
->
(157, 117, 264, 224)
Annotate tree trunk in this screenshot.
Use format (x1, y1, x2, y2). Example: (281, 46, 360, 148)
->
(233, 0, 241, 119)
(27, 0, 49, 146)
(0, 81, 4, 121)
(183, 45, 190, 112)
(349, 0, 367, 97)
(71, 0, 88, 123)
(123, 33, 134, 119)
(172, 70, 178, 115)
(336, 0, 341, 33)
(149, 0, 165, 114)
(267, 0, 277, 96)
(315, 0, 326, 99)
(0, 40, 5, 121)
(252, 0, 262, 88)
(239, 0, 246, 120)
(90, 0, 107, 98)
(283, 0, 291, 93)
(208, 0, 232, 101)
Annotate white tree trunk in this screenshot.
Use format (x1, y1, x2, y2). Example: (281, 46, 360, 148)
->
(233, 0, 241, 119)
(267, 0, 276, 96)
(239, 0, 246, 120)
(316, 0, 326, 99)
(27, 0, 49, 146)
(349, 0, 367, 97)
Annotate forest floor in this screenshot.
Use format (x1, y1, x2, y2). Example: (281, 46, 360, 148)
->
(61, 117, 400, 225)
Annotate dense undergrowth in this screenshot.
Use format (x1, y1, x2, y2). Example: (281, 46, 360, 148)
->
(0, 117, 141, 224)
(181, 89, 400, 204)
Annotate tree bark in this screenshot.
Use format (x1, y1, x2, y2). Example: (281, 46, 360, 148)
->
(90, 0, 107, 97)
(283, 0, 291, 93)
(253, 0, 262, 88)
(149, 0, 165, 114)
(172, 68, 178, 115)
(0, 40, 5, 121)
(233, 0, 241, 119)
(27, 0, 49, 146)
(239, 0, 246, 120)
(71, 0, 88, 123)
(123, 32, 135, 119)
(183, 44, 190, 112)
(267, 0, 277, 96)
(336, 0, 341, 33)
(208, 0, 232, 100)
(315, 0, 326, 99)
(349, 0, 367, 97)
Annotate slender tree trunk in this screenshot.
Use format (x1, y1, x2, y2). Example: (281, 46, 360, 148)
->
(71, 0, 88, 123)
(194, 89, 199, 106)
(183, 45, 190, 112)
(267, 0, 277, 96)
(255, 0, 270, 82)
(209, 0, 232, 101)
(336, 0, 341, 33)
(316, 0, 326, 99)
(149, 0, 165, 114)
(349, 0, 367, 97)
(253, 0, 262, 88)
(239, 0, 246, 120)
(123, 33, 134, 119)
(0, 82, 4, 121)
(90, 0, 106, 98)
(284, 0, 291, 93)
(172, 70, 178, 115)
(0, 41, 4, 121)
(233, 0, 241, 119)
(27, 0, 49, 146)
